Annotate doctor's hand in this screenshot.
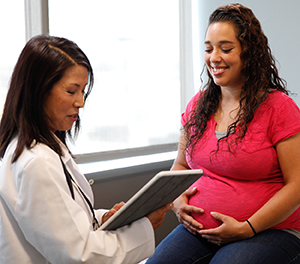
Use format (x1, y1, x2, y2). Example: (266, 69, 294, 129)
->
(147, 203, 173, 230)
(173, 187, 204, 235)
(102, 202, 125, 224)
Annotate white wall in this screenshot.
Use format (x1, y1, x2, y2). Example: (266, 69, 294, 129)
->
(196, 0, 300, 105)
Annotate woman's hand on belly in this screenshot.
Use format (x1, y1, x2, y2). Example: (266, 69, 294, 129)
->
(173, 187, 204, 235)
(199, 212, 255, 245)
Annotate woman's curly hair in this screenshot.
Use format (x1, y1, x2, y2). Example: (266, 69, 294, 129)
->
(183, 3, 288, 158)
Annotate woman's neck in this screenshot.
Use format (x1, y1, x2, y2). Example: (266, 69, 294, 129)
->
(214, 86, 242, 132)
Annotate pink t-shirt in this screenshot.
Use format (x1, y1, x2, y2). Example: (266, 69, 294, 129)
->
(182, 90, 300, 230)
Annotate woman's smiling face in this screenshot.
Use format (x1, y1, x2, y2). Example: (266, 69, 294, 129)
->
(44, 64, 88, 133)
(204, 21, 244, 91)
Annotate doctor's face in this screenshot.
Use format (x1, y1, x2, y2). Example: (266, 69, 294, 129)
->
(44, 64, 88, 132)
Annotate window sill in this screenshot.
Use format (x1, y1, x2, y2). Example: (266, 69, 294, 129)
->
(78, 151, 176, 182)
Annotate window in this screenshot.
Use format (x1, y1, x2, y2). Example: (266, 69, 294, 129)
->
(1, 0, 199, 171)
(0, 1, 26, 116)
(48, 0, 181, 156)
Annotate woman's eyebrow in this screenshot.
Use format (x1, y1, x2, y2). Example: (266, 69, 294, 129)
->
(204, 40, 235, 45)
(64, 83, 87, 87)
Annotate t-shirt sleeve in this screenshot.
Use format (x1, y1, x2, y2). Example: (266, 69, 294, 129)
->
(181, 92, 200, 126)
(270, 96, 300, 145)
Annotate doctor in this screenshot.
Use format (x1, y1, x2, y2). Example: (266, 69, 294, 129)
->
(0, 35, 172, 264)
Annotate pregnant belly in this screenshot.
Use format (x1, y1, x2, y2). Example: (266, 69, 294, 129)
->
(188, 176, 282, 229)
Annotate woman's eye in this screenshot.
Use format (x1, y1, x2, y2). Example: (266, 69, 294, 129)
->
(222, 48, 233, 53)
(67, 91, 75, 95)
(205, 49, 212, 53)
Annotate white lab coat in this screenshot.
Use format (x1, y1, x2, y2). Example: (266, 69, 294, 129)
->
(0, 136, 154, 264)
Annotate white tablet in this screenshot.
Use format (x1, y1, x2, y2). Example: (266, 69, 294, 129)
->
(99, 169, 203, 230)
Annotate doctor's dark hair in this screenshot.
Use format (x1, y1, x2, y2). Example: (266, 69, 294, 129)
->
(183, 3, 288, 158)
(0, 35, 94, 162)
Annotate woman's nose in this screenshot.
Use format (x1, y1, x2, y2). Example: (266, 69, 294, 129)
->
(74, 94, 85, 108)
(210, 49, 222, 63)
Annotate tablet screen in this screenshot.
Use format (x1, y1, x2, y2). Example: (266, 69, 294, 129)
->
(100, 169, 203, 230)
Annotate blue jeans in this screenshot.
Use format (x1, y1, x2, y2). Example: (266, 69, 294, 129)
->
(146, 225, 300, 264)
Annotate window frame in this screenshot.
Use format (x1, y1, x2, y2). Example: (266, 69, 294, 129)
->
(24, 0, 196, 171)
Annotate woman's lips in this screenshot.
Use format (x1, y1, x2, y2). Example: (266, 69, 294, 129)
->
(68, 114, 78, 121)
(211, 67, 228, 75)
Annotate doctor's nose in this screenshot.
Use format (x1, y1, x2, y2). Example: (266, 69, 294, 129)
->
(74, 94, 85, 108)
